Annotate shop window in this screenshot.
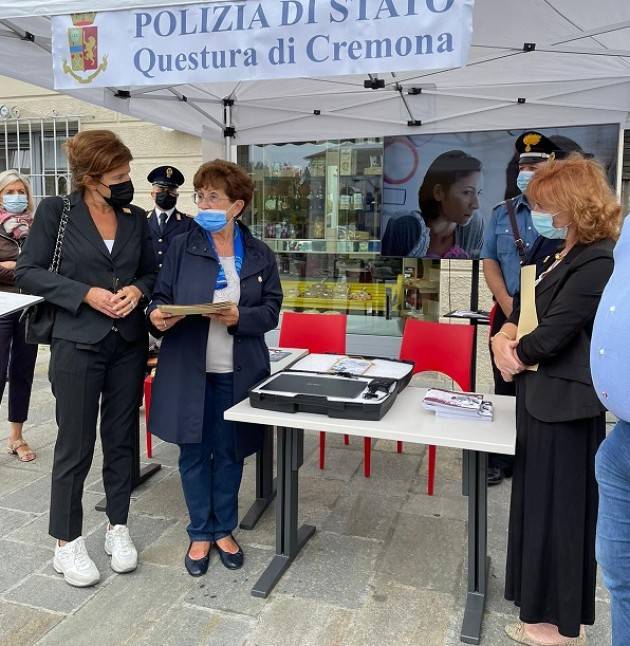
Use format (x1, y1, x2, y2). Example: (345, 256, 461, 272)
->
(238, 139, 440, 336)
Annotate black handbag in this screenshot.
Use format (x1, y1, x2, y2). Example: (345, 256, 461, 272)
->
(22, 196, 71, 345)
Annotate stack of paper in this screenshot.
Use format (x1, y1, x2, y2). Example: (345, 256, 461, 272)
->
(422, 388, 494, 422)
(157, 302, 234, 315)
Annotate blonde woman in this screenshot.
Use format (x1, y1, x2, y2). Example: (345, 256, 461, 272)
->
(0, 170, 37, 462)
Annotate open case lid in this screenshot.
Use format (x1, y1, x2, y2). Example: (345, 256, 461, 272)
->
(288, 354, 413, 383)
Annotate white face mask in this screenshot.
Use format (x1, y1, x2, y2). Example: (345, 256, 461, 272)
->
(516, 170, 534, 193)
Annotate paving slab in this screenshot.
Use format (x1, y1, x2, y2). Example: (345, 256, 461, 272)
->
(378, 513, 466, 595)
(242, 596, 354, 646)
(345, 578, 454, 646)
(301, 446, 363, 482)
(36, 563, 190, 646)
(322, 491, 405, 541)
(0, 475, 51, 514)
(128, 471, 188, 521)
(136, 604, 254, 646)
(0, 539, 52, 593)
(0, 507, 35, 537)
(0, 465, 45, 498)
(0, 600, 60, 646)
(4, 573, 99, 615)
(276, 531, 381, 609)
(401, 490, 468, 522)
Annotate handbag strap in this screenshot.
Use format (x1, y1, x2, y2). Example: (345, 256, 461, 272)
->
(505, 198, 527, 265)
(49, 196, 71, 274)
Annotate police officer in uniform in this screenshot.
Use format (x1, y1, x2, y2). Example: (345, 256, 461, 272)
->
(481, 131, 562, 485)
(146, 166, 192, 270)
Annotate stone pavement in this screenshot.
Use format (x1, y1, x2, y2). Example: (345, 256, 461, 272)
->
(0, 348, 612, 646)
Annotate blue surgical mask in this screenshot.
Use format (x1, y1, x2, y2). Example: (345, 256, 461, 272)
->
(516, 170, 534, 193)
(531, 209, 568, 239)
(2, 194, 28, 214)
(193, 208, 232, 233)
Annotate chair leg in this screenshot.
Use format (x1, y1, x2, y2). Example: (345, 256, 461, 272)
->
(427, 444, 436, 496)
(344, 434, 350, 445)
(397, 441, 403, 453)
(364, 437, 372, 478)
(319, 431, 326, 470)
(144, 377, 153, 459)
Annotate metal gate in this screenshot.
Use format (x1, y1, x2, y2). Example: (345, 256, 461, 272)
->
(0, 116, 80, 203)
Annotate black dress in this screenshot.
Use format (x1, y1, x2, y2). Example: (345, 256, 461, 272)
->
(502, 240, 615, 639)
(505, 373, 605, 637)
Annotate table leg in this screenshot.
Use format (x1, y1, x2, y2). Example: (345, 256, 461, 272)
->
(252, 426, 316, 598)
(96, 419, 161, 512)
(460, 450, 489, 645)
(240, 426, 277, 530)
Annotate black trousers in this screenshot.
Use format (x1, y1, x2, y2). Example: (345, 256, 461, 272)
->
(0, 311, 38, 423)
(48, 331, 147, 541)
(488, 305, 516, 472)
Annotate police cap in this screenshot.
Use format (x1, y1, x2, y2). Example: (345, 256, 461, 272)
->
(515, 131, 562, 165)
(147, 165, 185, 188)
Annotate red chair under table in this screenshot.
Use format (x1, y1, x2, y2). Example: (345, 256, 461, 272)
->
(398, 319, 475, 496)
(278, 312, 355, 471)
(144, 372, 154, 459)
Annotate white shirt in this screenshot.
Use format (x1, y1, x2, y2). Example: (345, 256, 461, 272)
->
(104, 239, 115, 253)
(206, 256, 241, 373)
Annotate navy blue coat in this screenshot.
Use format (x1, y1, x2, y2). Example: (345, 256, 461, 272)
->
(146, 223, 282, 459)
(147, 207, 193, 270)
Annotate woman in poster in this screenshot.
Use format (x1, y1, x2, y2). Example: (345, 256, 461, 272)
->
(381, 150, 484, 258)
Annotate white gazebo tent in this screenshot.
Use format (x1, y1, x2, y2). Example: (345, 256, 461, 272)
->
(0, 0, 628, 158)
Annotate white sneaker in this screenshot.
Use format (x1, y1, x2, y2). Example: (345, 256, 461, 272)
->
(104, 524, 138, 573)
(53, 536, 100, 587)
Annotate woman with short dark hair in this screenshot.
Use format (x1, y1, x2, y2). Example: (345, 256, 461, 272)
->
(16, 129, 157, 588)
(148, 159, 282, 576)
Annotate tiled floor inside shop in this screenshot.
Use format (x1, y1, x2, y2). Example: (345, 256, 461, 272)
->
(0, 348, 612, 646)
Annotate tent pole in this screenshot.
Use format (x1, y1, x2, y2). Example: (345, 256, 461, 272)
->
(616, 124, 625, 200)
(224, 98, 236, 162)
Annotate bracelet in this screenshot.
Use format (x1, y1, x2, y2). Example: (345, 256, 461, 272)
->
(494, 330, 515, 342)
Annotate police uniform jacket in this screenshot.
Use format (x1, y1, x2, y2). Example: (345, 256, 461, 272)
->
(146, 222, 283, 459)
(147, 207, 193, 269)
(480, 195, 540, 296)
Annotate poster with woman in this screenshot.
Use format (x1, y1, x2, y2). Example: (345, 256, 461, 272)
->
(380, 124, 620, 258)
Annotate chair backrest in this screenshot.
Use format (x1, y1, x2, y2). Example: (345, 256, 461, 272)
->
(399, 319, 474, 391)
(279, 312, 347, 354)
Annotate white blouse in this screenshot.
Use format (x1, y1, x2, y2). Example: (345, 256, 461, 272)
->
(205, 256, 241, 373)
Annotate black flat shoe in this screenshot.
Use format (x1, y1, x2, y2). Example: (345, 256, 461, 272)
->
(184, 543, 210, 577)
(487, 466, 504, 486)
(215, 536, 244, 570)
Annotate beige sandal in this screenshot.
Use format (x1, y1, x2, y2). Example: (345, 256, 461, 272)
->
(6, 439, 36, 462)
(505, 623, 586, 646)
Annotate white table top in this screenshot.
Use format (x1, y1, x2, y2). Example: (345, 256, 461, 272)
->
(269, 348, 309, 375)
(225, 386, 516, 455)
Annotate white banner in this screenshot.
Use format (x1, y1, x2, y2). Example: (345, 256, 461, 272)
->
(51, 0, 474, 90)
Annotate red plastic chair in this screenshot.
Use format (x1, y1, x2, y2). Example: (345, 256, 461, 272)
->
(278, 312, 351, 471)
(398, 319, 475, 496)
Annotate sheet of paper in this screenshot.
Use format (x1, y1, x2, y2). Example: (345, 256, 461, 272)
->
(291, 354, 412, 380)
(517, 265, 539, 372)
(0, 292, 44, 318)
(158, 302, 234, 315)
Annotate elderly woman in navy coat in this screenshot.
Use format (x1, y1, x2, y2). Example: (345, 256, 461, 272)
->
(147, 160, 282, 576)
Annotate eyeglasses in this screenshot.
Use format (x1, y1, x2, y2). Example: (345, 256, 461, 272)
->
(192, 191, 230, 206)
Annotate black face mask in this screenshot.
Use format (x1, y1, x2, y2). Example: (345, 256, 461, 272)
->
(155, 191, 177, 211)
(100, 180, 134, 208)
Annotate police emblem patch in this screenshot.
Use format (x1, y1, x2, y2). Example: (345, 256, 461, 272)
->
(63, 13, 108, 85)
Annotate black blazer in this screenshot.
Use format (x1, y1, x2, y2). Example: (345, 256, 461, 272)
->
(508, 239, 615, 423)
(146, 207, 193, 270)
(15, 192, 157, 344)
